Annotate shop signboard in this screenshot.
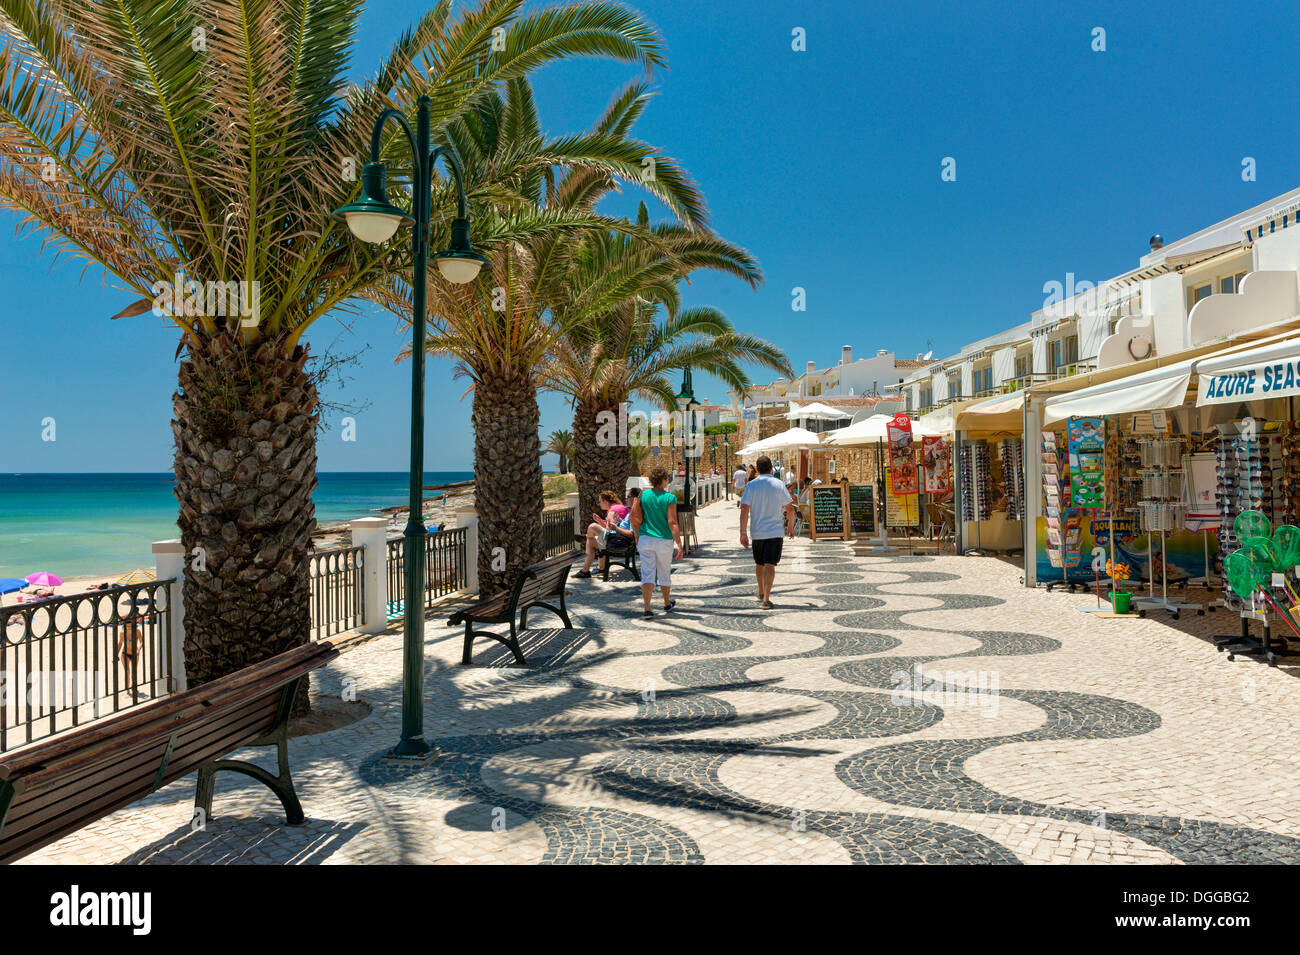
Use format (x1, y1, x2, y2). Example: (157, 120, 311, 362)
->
(921, 436, 951, 493)
(848, 484, 875, 535)
(887, 413, 918, 495)
(810, 483, 850, 541)
(1198, 357, 1300, 406)
(1066, 416, 1105, 507)
(884, 468, 921, 527)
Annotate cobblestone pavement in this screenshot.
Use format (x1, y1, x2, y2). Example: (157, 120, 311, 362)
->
(22, 504, 1300, 865)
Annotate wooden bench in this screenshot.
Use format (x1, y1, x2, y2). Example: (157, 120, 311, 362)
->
(596, 534, 637, 582)
(448, 551, 578, 665)
(0, 641, 338, 864)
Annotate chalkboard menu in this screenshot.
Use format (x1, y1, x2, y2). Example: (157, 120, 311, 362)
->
(848, 484, 875, 535)
(810, 484, 849, 540)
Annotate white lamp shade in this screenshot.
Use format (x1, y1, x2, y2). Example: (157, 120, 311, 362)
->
(435, 255, 484, 284)
(344, 211, 402, 244)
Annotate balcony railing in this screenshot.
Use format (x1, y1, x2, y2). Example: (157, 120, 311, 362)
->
(386, 526, 469, 620)
(542, 507, 577, 558)
(308, 545, 365, 641)
(0, 579, 175, 751)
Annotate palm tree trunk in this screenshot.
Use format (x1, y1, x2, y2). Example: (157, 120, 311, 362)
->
(573, 397, 632, 524)
(172, 336, 317, 713)
(474, 370, 545, 595)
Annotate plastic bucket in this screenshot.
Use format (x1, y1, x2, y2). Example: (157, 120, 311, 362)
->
(1110, 591, 1131, 614)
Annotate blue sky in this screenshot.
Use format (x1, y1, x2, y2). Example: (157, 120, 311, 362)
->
(2, 0, 1297, 472)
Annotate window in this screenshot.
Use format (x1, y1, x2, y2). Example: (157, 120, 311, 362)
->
(1220, 271, 1247, 295)
(1014, 354, 1031, 379)
(1187, 283, 1212, 310)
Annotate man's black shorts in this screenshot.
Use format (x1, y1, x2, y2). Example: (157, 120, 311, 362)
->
(752, 537, 783, 565)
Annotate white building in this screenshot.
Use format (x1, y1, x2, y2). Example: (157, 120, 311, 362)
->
(899, 186, 1300, 413)
(731, 346, 927, 409)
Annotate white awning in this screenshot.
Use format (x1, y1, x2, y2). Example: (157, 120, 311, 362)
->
(963, 392, 1024, 417)
(1196, 336, 1300, 406)
(1043, 359, 1196, 423)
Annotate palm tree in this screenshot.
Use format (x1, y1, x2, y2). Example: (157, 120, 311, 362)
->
(541, 206, 791, 520)
(0, 0, 667, 687)
(544, 429, 574, 473)
(392, 78, 711, 595)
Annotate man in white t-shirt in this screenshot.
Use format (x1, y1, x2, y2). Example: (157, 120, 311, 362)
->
(732, 465, 747, 505)
(739, 455, 795, 609)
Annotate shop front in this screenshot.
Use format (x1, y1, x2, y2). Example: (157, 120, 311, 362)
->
(1014, 327, 1300, 655)
(949, 394, 1029, 557)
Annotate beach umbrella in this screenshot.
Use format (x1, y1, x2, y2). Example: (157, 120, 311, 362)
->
(0, 578, 25, 595)
(25, 572, 63, 588)
(114, 568, 156, 586)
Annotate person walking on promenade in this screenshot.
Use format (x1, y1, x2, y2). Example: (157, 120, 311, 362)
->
(739, 455, 795, 609)
(733, 462, 748, 506)
(631, 466, 681, 618)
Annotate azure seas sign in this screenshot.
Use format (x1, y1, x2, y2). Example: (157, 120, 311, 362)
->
(1199, 357, 1300, 406)
(810, 484, 850, 541)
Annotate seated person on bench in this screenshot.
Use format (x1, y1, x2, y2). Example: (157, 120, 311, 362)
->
(576, 488, 639, 578)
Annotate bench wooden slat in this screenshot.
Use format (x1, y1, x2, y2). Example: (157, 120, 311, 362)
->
(3, 696, 283, 843)
(0, 640, 338, 865)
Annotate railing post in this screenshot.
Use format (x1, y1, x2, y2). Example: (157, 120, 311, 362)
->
(351, 517, 388, 634)
(153, 539, 188, 693)
(565, 492, 581, 535)
(456, 507, 479, 595)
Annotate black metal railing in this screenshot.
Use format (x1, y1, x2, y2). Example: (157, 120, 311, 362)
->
(0, 580, 175, 751)
(386, 526, 468, 620)
(542, 507, 576, 557)
(308, 545, 365, 641)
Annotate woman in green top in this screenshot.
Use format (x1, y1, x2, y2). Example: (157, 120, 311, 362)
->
(631, 466, 681, 618)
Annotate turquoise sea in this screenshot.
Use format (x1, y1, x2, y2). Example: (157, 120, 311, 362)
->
(0, 472, 473, 579)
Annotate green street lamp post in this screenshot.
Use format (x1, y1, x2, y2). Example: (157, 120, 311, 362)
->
(722, 435, 732, 498)
(332, 95, 487, 758)
(675, 368, 696, 507)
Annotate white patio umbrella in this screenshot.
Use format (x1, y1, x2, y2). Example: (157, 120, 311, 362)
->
(821, 414, 941, 447)
(738, 427, 823, 456)
(784, 401, 845, 421)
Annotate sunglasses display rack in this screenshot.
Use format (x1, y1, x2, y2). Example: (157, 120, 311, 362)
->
(959, 441, 993, 555)
(1214, 429, 1285, 611)
(1000, 438, 1025, 521)
(1211, 425, 1298, 663)
(1133, 435, 1201, 618)
(1279, 424, 1300, 525)
(959, 442, 993, 523)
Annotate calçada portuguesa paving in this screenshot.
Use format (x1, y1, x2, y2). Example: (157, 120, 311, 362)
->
(23, 504, 1300, 864)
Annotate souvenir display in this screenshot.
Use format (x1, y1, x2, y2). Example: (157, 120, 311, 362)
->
(1041, 431, 1079, 569)
(1066, 416, 1105, 508)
